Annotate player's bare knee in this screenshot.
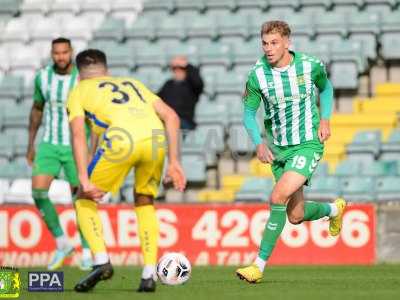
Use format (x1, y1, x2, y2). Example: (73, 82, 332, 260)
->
(134, 193, 154, 206)
(288, 213, 303, 225)
(270, 190, 288, 205)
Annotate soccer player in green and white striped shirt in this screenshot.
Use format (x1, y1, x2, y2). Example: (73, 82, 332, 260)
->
(236, 21, 346, 283)
(26, 38, 92, 271)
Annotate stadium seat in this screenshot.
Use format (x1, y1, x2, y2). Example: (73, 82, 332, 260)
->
(363, 0, 394, 13)
(350, 34, 378, 61)
(186, 15, 218, 42)
(0, 134, 13, 161)
(335, 159, 361, 176)
(231, 38, 263, 67)
(348, 12, 380, 37)
(361, 160, 396, 176)
(346, 130, 382, 160)
(197, 188, 235, 202)
(174, 0, 205, 14)
(2, 103, 30, 129)
(80, 0, 111, 15)
(340, 176, 376, 202)
(2, 19, 30, 44)
(249, 157, 274, 177)
(30, 17, 62, 41)
(314, 12, 348, 38)
(304, 176, 341, 201)
(332, 0, 363, 13)
(9, 46, 42, 71)
(299, 0, 333, 14)
(198, 42, 232, 69)
(134, 43, 167, 69)
(375, 83, 400, 97)
(125, 17, 157, 41)
(330, 61, 359, 90)
(4, 178, 34, 204)
(0, 161, 30, 180)
(0, 0, 22, 17)
(376, 176, 400, 201)
(204, 0, 236, 13)
(20, 0, 52, 18)
(0, 75, 24, 100)
(93, 18, 125, 42)
(142, 0, 174, 14)
(227, 122, 255, 162)
(235, 177, 273, 202)
(110, 0, 142, 25)
(49, 0, 81, 17)
(216, 12, 249, 40)
(214, 72, 246, 96)
(330, 39, 367, 72)
(195, 100, 229, 125)
(268, 0, 300, 12)
(181, 152, 207, 187)
(156, 17, 186, 41)
(62, 17, 94, 41)
(185, 123, 226, 154)
(380, 129, 400, 161)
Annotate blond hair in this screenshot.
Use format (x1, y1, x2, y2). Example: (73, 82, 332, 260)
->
(260, 20, 291, 38)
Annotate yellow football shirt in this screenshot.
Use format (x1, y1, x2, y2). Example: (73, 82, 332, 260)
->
(66, 76, 165, 142)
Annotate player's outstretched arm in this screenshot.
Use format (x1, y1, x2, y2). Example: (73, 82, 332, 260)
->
(26, 102, 44, 166)
(70, 116, 104, 201)
(153, 99, 187, 192)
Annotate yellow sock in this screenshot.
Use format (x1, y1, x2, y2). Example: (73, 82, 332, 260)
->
(135, 205, 159, 266)
(75, 199, 106, 254)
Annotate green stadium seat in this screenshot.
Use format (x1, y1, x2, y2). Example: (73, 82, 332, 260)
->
(314, 162, 329, 177)
(195, 100, 229, 126)
(315, 12, 348, 38)
(228, 122, 255, 156)
(299, 0, 333, 14)
(0, 75, 24, 101)
(330, 61, 359, 90)
(125, 17, 156, 41)
(269, 0, 300, 12)
(204, 0, 236, 13)
(235, 177, 273, 202)
(335, 159, 361, 176)
(93, 17, 126, 42)
(186, 15, 218, 41)
(231, 38, 263, 67)
(341, 176, 376, 202)
(281, 13, 315, 38)
(2, 103, 30, 129)
(364, 0, 394, 13)
(0, 0, 21, 16)
(332, 0, 363, 10)
(156, 17, 187, 41)
(0, 161, 30, 179)
(348, 12, 381, 37)
(105, 44, 135, 70)
(217, 13, 250, 40)
(214, 72, 246, 96)
(330, 39, 367, 72)
(142, 0, 175, 14)
(346, 130, 382, 160)
(376, 176, 400, 201)
(134, 43, 167, 69)
(361, 160, 396, 176)
(350, 34, 378, 61)
(381, 33, 400, 61)
(304, 176, 341, 201)
(181, 152, 207, 187)
(381, 129, 400, 160)
(0, 133, 14, 161)
(175, 0, 205, 14)
(164, 42, 199, 63)
(236, 0, 268, 12)
(380, 11, 400, 34)
(185, 123, 226, 154)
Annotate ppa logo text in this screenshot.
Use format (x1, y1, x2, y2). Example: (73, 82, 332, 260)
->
(28, 272, 63, 292)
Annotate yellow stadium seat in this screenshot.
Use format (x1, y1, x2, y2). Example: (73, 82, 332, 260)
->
(375, 83, 400, 97)
(353, 97, 400, 114)
(197, 189, 235, 202)
(221, 174, 245, 190)
(249, 158, 274, 177)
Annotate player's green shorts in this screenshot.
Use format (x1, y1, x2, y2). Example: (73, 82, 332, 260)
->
(270, 140, 324, 186)
(32, 142, 79, 186)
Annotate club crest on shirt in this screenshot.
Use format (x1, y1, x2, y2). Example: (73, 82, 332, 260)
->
(297, 75, 305, 86)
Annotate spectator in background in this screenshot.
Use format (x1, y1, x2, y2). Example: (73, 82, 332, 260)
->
(158, 56, 204, 131)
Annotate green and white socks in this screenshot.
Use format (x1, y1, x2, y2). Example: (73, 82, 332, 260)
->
(254, 201, 338, 272)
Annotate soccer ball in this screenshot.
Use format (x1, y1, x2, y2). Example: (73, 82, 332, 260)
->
(156, 252, 191, 285)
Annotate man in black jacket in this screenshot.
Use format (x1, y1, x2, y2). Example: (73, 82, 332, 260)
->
(158, 56, 204, 131)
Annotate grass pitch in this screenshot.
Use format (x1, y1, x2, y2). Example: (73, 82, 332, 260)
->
(17, 265, 400, 300)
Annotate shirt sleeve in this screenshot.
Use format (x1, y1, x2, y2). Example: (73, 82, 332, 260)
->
(33, 73, 45, 104)
(66, 86, 85, 121)
(313, 60, 329, 90)
(243, 72, 262, 110)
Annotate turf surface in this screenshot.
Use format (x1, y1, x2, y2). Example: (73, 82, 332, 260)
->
(17, 265, 400, 300)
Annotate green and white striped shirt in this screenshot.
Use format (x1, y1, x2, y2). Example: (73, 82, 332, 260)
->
(244, 51, 329, 146)
(33, 65, 79, 146)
